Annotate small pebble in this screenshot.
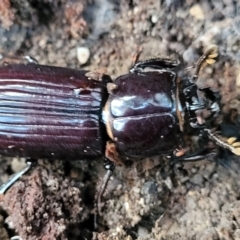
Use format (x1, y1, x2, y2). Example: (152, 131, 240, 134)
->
(151, 15, 158, 23)
(189, 4, 205, 20)
(77, 47, 90, 65)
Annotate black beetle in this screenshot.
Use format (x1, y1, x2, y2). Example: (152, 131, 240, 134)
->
(0, 45, 240, 214)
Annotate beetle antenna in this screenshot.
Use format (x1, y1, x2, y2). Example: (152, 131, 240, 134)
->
(191, 45, 218, 82)
(204, 129, 240, 156)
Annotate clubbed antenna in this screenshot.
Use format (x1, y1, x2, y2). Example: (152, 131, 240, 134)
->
(227, 137, 240, 156)
(205, 129, 240, 156)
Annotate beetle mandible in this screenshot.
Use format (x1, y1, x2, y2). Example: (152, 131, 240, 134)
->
(0, 45, 240, 214)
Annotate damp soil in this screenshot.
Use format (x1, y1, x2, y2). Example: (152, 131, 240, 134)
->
(0, 0, 240, 239)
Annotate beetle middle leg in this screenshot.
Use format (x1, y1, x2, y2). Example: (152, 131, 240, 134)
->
(96, 157, 115, 213)
(172, 148, 217, 164)
(0, 160, 34, 194)
(94, 157, 115, 229)
(94, 141, 122, 219)
(95, 141, 127, 218)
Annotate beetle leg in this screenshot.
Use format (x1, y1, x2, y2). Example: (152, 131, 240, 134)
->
(94, 141, 124, 223)
(95, 141, 124, 219)
(96, 158, 115, 215)
(0, 54, 38, 65)
(94, 158, 115, 228)
(191, 45, 218, 82)
(172, 148, 217, 164)
(0, 161, 33, 194)
(204, 129, 240, 156)
(130, 57, 180, 73)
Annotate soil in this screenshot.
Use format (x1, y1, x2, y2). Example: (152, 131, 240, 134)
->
(0, 0, 240, 239)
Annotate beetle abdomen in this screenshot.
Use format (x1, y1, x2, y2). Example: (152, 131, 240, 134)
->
(0, 64, 111, 159)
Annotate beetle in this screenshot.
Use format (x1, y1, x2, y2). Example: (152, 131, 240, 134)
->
(0, 45, 240, 214)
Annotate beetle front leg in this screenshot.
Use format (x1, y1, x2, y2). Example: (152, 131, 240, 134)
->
(130, 57, 180, 73)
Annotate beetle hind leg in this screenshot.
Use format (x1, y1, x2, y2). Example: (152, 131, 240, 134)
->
(171, 147, 217, 164)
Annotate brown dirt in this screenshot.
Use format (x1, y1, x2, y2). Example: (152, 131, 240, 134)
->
(0, 0, 240, 239)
